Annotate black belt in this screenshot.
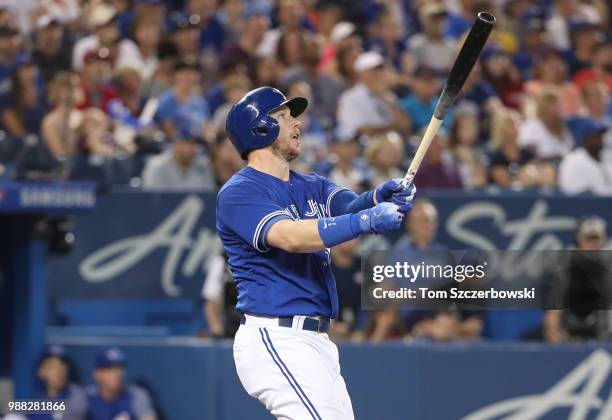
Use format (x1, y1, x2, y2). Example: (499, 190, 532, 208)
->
(240, 314, 331, 333)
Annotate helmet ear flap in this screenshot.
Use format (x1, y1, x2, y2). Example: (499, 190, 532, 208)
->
(247, 115, 280, 151)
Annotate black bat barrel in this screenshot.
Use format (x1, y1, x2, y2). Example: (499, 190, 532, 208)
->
(434, 12, 496, 120)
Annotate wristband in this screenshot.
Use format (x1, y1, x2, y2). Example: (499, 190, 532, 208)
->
(317, 213, 361, 248)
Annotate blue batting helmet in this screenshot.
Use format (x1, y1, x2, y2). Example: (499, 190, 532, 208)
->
(226, 86, 308, 159)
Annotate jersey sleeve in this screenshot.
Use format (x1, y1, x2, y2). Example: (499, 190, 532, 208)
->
(129, 386, 156, 418)
(217, 184, 292, 252)
(316, 175, 351, 217)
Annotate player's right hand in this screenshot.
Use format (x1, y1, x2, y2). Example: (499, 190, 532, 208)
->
(357, 202, 404, 234)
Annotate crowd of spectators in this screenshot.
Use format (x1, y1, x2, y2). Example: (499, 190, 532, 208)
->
(0, 0, 609, 195)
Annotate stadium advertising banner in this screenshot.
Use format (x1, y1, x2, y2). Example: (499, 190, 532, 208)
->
(48, 192, 611, 300)
(58, 340, 612, 420)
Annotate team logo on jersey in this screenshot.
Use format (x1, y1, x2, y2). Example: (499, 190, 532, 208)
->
(285, 200, 326, 221)
(304, 199, 326, 219)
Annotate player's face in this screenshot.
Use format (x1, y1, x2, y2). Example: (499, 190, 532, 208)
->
(269, 106, 302, 162)
(94, 365, 124, 395)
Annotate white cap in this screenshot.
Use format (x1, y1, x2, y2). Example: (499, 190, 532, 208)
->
(353, 51, 385, 72)
(330, 21, 356, 44)
(36, 14, 59, 30)
(88, 3, 117, 27)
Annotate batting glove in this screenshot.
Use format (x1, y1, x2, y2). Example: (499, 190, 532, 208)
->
(357, 202, 405, 234)
(374, 179, 416, 214)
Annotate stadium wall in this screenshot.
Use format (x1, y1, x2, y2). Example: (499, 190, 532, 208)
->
(48, 338, 612, 420)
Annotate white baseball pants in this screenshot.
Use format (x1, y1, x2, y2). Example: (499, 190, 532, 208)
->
(233, 315, 355, 420)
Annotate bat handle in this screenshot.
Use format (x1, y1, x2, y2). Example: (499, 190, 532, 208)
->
(401, 170, 415, 188)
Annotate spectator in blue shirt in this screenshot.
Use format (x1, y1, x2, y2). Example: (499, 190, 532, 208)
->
(400, 66, 452, 133)
(0, 24, 27, 103)
(155, 57, 210, 142)
(512, 15, 548, 81)
(167, 11, 202, 60)
(185, 0, 226, 53)
(366, 7, 408, 71)
(86, 347, 157, 420)
(1, 59, 47, 140)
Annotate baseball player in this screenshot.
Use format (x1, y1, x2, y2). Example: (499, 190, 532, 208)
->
(217, 86, 416, 419)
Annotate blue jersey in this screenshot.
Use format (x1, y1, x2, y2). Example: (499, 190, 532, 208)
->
(85, 385, 155, 420)
(216, 166, 348, 318)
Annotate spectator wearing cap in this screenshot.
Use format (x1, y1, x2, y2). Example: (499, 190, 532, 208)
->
(400, 66, 450, 133)
(36, 345, 87, 420)
(544, 215, 610, 342)
(31, 15, 71, 83)
(523, 49, 582, 118)
(167, 11, 201, 60)
(142, 122, 215, 191)
(0, 23, 27, 100)
(413, 128, 464, 190)
(86, 347, 157, 420)
(31, 0, 81, 27)
(154, 57, 209, 143)
(408, 3, 455, 74)
(279, 34, 344, 130)
(72, 3, 139, 71)
(0, 59, 47, 142)
(337, 51, 410, 140)
(519, 88, 574, 161)
(77, 48, 116, 110)
(317, 20, 359, 76)
(488, 107, 556, 189)
(558, 119, 612, 195)
(512, 12, 548, 80)
(573, 41, 612, 91)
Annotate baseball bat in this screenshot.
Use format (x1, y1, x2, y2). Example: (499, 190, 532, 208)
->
(402, 12, 496, 187)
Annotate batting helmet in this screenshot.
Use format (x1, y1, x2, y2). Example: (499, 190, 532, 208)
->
(226, 86, 308, 159)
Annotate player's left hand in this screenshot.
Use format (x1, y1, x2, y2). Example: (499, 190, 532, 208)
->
(375, 179, 416, 213)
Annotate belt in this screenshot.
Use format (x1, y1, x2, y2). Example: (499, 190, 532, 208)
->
(240, 314, 331, 333)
